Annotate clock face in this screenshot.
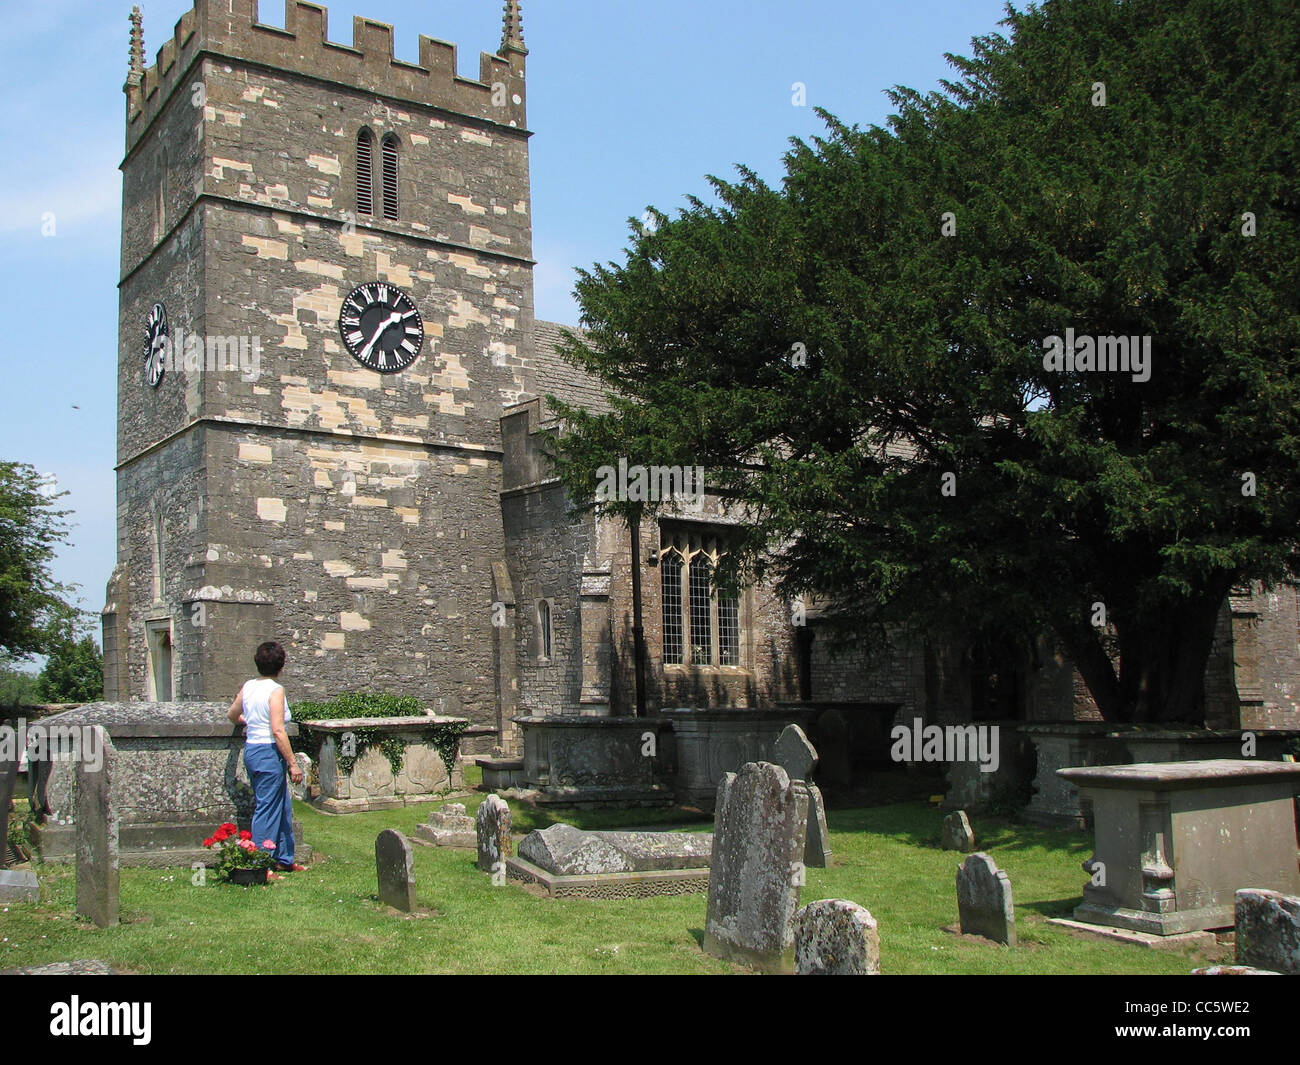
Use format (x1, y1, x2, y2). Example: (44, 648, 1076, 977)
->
(338, 282, 424, 373)
(143, 301, 168, 388)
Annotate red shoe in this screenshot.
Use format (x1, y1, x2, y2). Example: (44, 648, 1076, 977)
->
(267, 872, 284, 882)
(275, 863, 307, 872)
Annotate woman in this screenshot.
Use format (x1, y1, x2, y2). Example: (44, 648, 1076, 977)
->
(226, 641, 305, 878)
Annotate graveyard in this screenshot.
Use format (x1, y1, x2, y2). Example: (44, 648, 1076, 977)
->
(0, 768, 1235, 976)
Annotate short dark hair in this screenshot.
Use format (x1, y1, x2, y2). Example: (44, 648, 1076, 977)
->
(254, 641, 286, 677)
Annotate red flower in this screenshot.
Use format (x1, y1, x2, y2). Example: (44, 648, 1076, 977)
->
(203, 838, 214, 848)
(238, 830, 252, 841)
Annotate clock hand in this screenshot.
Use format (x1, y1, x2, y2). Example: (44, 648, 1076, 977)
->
(357, 310, 403, 362)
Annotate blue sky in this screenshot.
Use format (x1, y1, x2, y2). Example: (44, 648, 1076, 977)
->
(0, 0, 1013, 648)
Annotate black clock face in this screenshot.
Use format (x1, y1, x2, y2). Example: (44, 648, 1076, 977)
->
(339, 282, 424, 373)
(143, 301, 168, 388)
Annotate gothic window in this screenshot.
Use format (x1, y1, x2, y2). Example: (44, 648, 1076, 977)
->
(537, 599, 552, 660)
(381, 134, 400, 220)
(659, 528, 743, 668)
(356, 129, 375, 216)
(661, 553, 683, 665)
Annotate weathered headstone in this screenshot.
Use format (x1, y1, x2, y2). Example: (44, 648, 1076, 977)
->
(1235, 888, 1300, 974)
(956, 852, 1016, 946)
(793, 898, 881, 975)
(294, 752, 314, 801)
(773, 724, 818, 783)
(75, 726, 119, 928)
(414, 801, 476, 848)
(942, 810, 976, 853)
(0, 740, 39, 904)
(704, 761, 809, 974)
(519, 823, 633, 875)
(476, 793, 512, 873)
(772, 724, 832, 868)
(375, 829, 417, 912)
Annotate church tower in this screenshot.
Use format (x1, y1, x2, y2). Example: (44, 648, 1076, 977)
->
(104, 0, 536, 745)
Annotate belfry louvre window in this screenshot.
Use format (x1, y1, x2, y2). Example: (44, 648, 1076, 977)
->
(356, 129, 375, 216)
(660, 528, 743, 667)
(381, 134, 400, 220)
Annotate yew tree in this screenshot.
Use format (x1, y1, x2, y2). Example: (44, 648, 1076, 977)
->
(550, 0, 1300, 724)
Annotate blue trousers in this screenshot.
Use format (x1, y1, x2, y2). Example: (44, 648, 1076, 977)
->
(244, 743, 294, 866)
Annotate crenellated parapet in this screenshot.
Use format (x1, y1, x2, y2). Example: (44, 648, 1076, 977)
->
(125, 0, 527, 155)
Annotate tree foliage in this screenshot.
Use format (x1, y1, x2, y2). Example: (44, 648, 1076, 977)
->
(549, 0, 1300, 723)
(35, 635, 103, 704)
(0, 461, 83, 661)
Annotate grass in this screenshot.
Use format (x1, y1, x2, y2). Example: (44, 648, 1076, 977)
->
(0, 787, 1221, 975)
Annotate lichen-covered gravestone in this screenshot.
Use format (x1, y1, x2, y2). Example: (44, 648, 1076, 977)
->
(956, 852, 1016, 946)
(415, 802, 476, 848)
(942, 810, 976, 853)
(704, 761, 809, 974)
(375, 829, 417, 912)
(793, 898, 881, 975)
(75, 726, 119, 928)
(772, 724, 832, 868)
(476, 793, 513, 873)
(519, 823, 633, 875)
(1235, 888, 1299, 974)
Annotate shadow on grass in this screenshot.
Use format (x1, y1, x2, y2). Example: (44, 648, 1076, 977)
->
(1022, 896, 1083, 918)
(826, 803, 1094, 859)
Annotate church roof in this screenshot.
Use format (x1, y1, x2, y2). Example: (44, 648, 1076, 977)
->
(530, 320, 613, 414)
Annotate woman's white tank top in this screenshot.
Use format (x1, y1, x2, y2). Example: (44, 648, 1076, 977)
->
(241, 677, 291, 745)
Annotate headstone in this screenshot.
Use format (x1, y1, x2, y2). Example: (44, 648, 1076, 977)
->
(942, 810, 976, 852)
(704, 761, 809, 974)
(956, 852, 1016, 946)
(793, 898, 880, 975)
(773, 724, 818, 783)
(294, 752, 314, 801)
(375, 829, 417, 912)
(476, 793, 513, 873)
(414, 802, 476, 848)
(519, 823, 633, 875)
(0, 742, 39, 903)
(772, 725, 832, 868)
(817, 709, 851, 786)
(75, 726, 119, 928)
(1235, 888, 1300, 974)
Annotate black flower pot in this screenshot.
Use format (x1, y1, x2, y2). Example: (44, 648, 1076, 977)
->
(229, 867, 268, 886)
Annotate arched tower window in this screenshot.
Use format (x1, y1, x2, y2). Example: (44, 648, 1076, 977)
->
(356, 129, 375, 217)
(381, 134, 400, 220)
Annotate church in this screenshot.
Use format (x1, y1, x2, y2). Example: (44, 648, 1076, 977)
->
(102, 0, 1300, 770)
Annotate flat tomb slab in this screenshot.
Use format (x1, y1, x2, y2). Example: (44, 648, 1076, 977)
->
(505, 855, 709, 899)
(1058, 758, 1300, 790)
(1048, 918, 1219, 951)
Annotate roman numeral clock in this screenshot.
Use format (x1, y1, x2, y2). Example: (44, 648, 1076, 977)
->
(339, 282, 424, 373)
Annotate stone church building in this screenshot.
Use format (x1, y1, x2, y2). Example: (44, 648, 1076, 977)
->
(102, 0, 1300, 761)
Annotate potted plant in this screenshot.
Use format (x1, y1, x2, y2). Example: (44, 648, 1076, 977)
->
(202, 822, 278, 885)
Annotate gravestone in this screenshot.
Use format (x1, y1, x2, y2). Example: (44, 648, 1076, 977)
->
(1235, 888, 1300, 974)
(75, 726, 119, 928)
(956, 852, 1016, 946)
(772, 724, 833, 868)
(414, 802, 476, 848)
(942, 810, 976, 852)
(704, 761, 809, 974)
(1, 742, 39, 904)
(294, 752, 314, 801)
(375, 829, 417, 912)
(476, 793, 513, 873)
(793, 898, 881, 975)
